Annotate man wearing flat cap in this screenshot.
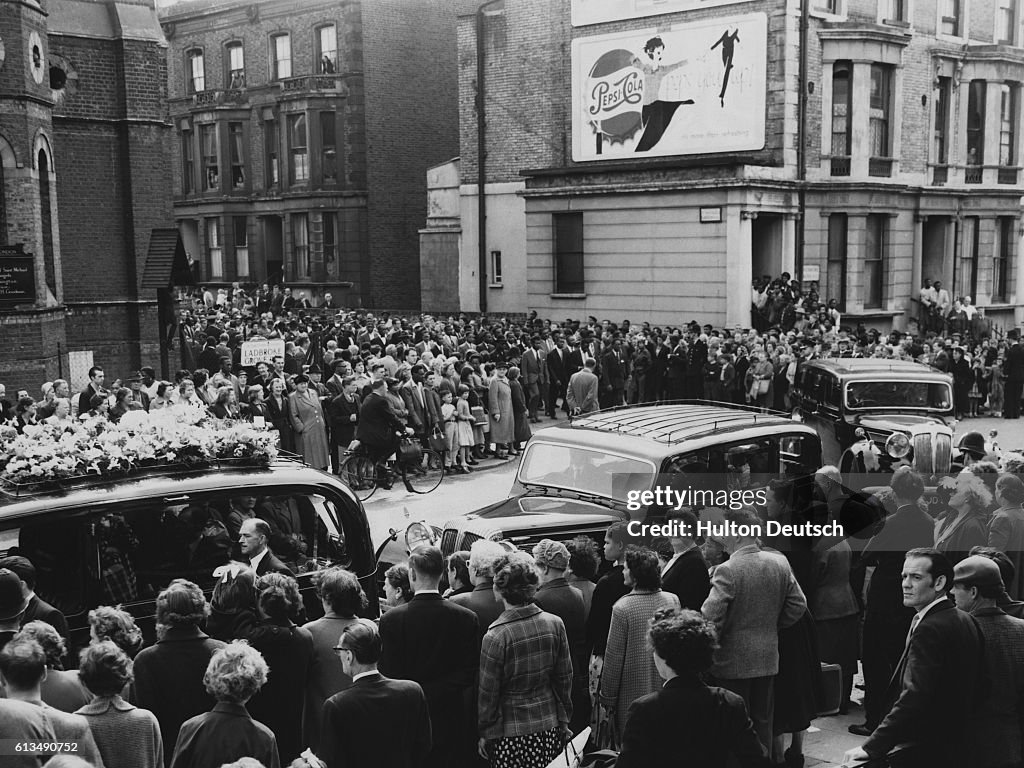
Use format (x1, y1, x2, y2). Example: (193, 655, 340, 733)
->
(950, 555, 1024, 768)
(533, 539, 588, 733)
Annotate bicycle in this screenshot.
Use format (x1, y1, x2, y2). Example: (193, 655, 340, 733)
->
(339, 437, 445, 502)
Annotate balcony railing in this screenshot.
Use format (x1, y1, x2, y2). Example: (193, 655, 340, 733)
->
(998, 167, 1019, 185)
(868, 157, 893, 177)
(279, 75, 344, 94)
(189, 88, 247, 106)
(830, 156, 851, 177)
(965, 165, 983, 184)
(932, 166, 948, 185)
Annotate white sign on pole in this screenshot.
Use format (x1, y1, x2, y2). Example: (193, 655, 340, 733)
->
(241, 339, 285, 367)
(68, 350, 95, 393)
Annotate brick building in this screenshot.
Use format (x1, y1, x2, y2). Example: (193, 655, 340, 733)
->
(435, 0, 1024, 332)
(0, 0, 170, 393)
(160, 0, 458, 310)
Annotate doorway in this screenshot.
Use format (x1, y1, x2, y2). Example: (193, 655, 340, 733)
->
(262, 215, 284, 285)
(921, 217, 951, 289)
(752, 214, 784, 281)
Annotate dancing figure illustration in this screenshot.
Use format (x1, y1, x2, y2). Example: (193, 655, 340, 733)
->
(711, 28, 740, 107)
(631, 36, 694, 152)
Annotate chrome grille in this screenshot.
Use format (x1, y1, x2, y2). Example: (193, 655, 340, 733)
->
(912, 433, 934, 475)
(460, 532, 483, 552)
(935, 433, 952, 473)
(440, 529, 459, 557)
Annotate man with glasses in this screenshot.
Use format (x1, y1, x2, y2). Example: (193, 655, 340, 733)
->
(320, 619, 431, 768)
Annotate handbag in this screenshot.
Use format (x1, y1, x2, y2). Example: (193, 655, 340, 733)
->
(471, 405, 488, 427)
(756, 378, 770, 395)
(398, 438, 422, 464)
(428, 426, 447, 453)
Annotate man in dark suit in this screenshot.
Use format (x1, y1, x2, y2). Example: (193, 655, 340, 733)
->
(521, 337, 548, 422)
(379, 546, 478, 768)
(660, 510, 711, 611)
(546, 336, 571, 418)
(77, 365, 106, 417)
(846, 548, 982, 768)
(600, 338, 627, 408)
(238, 518, 294, 576)
(851, 468, 936, 737)
(0, 556, 67, 639)
(320, 619, 431, 768)
(1004, 331, 1024, 419)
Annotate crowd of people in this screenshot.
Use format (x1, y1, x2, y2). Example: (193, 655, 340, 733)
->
(4, 281, 1024, 767)
(3, 452, 1024, 767)
(2, 273, 1019, 479)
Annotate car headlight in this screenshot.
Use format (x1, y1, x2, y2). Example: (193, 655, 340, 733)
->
(404, 521, 436, 551)
(885, 432, 911, 459)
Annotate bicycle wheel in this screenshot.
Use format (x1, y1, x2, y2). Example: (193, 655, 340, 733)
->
(403, 449, 445, 494)
(339, 454, 378, 502)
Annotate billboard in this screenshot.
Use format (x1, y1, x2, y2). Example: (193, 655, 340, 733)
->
(572, 0, 750, 27)
(571, 13, 767, 162)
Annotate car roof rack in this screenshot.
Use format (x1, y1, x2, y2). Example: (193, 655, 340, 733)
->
(569, 400, 795, 446)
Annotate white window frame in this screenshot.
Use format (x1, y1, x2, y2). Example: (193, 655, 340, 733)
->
(317, 24, 338, 74)
(272, 33, 292, 80)
(995, 0, 1022, 46)
(206, 218, 223, 279)
(490, 250, 503, 286)
(809, 0, 846, 21)
(234, 216, 249, 278)
(877, 0, 912, 27)
(226, 42, 245, 88)
(187, 49, 205, 93)
(936, 0, 968, 42)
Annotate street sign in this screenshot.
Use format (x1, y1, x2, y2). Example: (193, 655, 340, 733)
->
(0, 244, 35, 305)
(241, 338, 285, 366)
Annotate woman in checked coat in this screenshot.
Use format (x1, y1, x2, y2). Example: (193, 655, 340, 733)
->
(599, 546, 680, 742)
(488, 362, 514, 458)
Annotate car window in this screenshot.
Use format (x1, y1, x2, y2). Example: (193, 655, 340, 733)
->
(519, 442, 655, 501)
(15, 518, 91, 617)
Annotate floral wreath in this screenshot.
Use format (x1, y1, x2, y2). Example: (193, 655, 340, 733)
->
(0, 404, 278, 486)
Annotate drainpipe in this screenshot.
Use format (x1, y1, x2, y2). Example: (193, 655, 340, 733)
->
(796, 0, 809, 279)
(476, 0, 502, 314)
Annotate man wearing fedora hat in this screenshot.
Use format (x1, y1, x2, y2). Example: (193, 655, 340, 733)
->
(950, 555, 1024, 768)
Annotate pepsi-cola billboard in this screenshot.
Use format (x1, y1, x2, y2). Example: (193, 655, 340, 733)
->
(571, 13, 767, 162)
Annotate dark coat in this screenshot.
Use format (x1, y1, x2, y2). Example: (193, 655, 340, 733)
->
(21, 594, 68, 638)
(968, 607, 1024, 768)
(326, 392, 361, 445)
(863, 600, 983, 767)
(661, 548, 711, 612)
(616, 675, 770, 768)
(859, 504, 936, 619)
(169, 702, 280, 768)
(378, 593, 478, 766)
(534, 578, 587, 676)
(449, 579, 503, 640)
(356, 391, 404, 450)
(132, 627, 226, 766)
(319, 673, 432, 768)
(586, 565, 628, 656)
(266, 394, 294, 453)
(1005, 342, 1024, 382)
(247, 621, 315, 764)
(253, 549, 294, 577)
(600, 349, 627, 390)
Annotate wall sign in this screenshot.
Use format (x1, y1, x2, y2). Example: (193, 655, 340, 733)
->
(572, 0, 749, 27)
(0, 244, 35, 305)
(571, 14, 767, 162)
(699, 207, 722, 223)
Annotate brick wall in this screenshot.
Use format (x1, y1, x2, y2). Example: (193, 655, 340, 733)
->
(362, 0, 459, 309)
(459, 0, 788, 184)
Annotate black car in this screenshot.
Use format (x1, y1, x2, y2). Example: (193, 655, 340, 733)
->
(0, 457, 378, 649)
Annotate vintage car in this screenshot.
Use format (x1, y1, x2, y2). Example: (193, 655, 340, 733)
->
(790, 359, 954, 479)
(409, 402, 822, 561)
(0, 457, 378, 649)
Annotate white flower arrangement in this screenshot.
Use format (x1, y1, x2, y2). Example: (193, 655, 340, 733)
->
(0, 404, 278, 487)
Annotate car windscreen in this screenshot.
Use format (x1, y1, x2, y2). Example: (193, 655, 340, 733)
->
(518, 442, 655, 502)
(845, 380, 952, 410)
